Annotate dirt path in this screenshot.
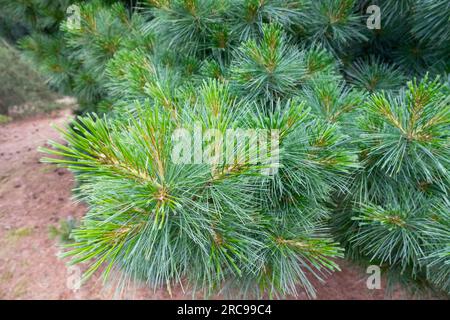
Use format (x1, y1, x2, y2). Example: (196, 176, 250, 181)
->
(0, 109, 413, 300)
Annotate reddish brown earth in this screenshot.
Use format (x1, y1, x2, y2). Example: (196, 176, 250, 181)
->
(0, 109, 419, 300)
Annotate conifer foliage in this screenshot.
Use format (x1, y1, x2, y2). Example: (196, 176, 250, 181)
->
(2, 0, 449, 297)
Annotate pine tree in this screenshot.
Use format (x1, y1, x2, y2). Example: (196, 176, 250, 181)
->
(0, 39, 57, 115)
(336, 76, 450, 294)
(1, 0, 152, 114)
(2, 0, 449, 297)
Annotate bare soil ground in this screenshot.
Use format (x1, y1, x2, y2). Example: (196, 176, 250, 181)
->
(0, 109, 416, 300)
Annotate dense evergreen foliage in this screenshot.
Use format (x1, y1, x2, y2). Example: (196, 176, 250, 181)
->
(2, 0, 448, 297)
(0, 39, 58, 116)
